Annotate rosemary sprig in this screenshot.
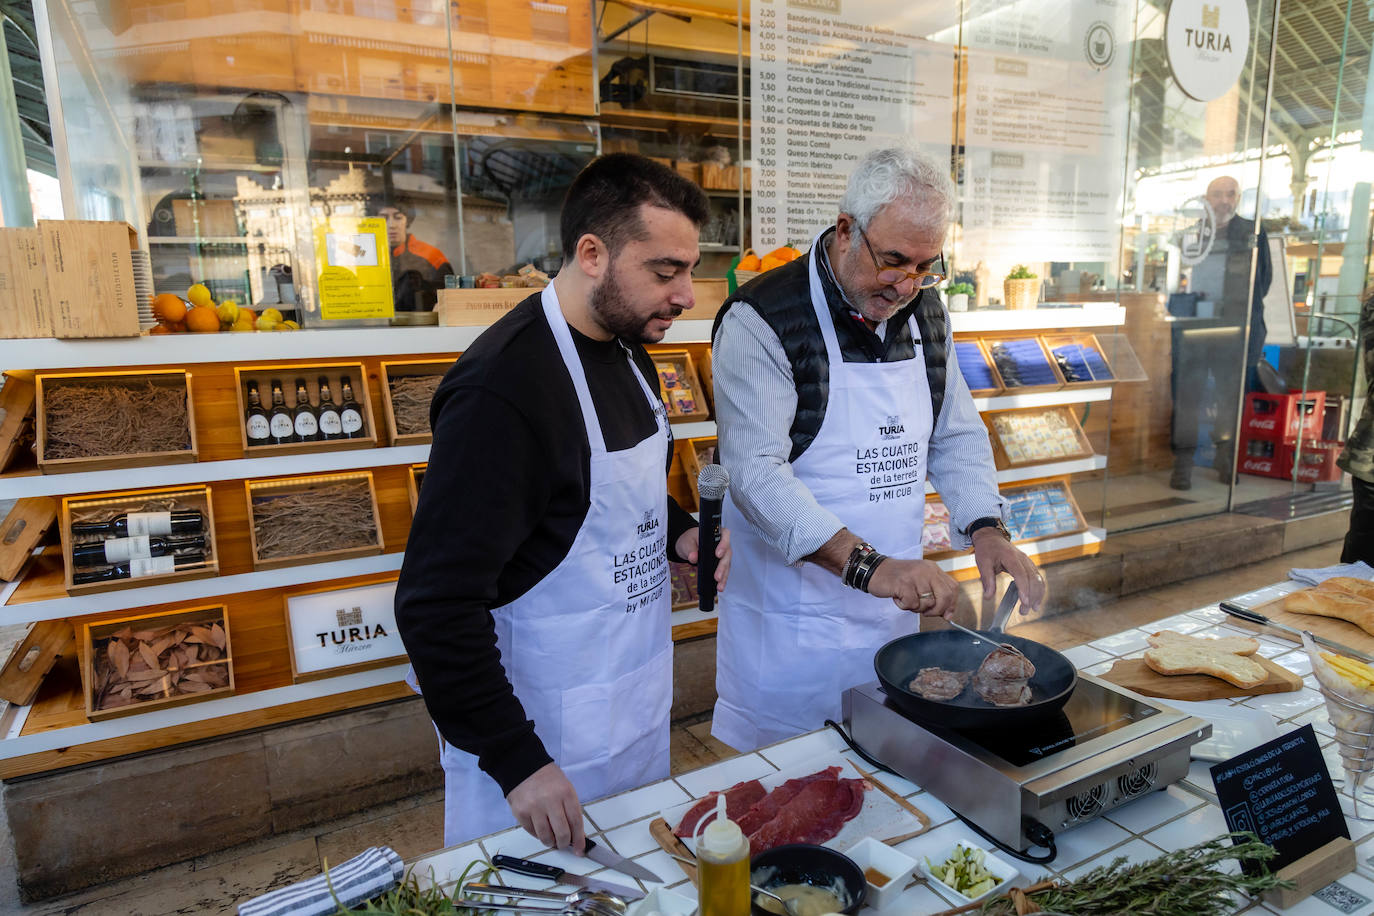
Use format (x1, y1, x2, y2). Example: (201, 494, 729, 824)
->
(328, 858, 499, 915)
(978, 832, 1291, 916)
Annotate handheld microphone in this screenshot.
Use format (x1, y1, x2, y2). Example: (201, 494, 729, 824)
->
(696, 464, 730, 613)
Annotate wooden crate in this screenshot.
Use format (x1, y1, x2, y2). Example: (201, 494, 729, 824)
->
(80, 603, 235, 722)
(436, 287, 536, 327)
(171, 199, 240, 238)
(674, 160, 701, 183)
(38, 220, 141, 339)
(980, 336, 1065, 393)
(679, 436, 718, 511)
(700, 162, 749, 191)
(650, 349, 711, 422)
(245, 471, 384, 571)
(36, 369, 198, 473)
(1002, 478, 1089, 544)
(0, 227, 53, 338)
(60, 484, 218, 596)
(690, 278, 729, 322)
(233, 364, 377, 457)
(380, 359, 454, 446)
(952, 338, 1004, 397)
(1040, 333, 1117, 387)
(0, 371, 36, 472)
(0, 497, 58, 581)
(407, 464, 426, 515)
(984, 406, 1094, 470)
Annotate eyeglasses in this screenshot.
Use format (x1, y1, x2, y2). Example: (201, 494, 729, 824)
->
(857, 226, 945, 289)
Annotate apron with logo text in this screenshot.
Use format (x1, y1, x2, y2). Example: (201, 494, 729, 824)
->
(421, 284, 674, 845)
(712, 230, 934, 752)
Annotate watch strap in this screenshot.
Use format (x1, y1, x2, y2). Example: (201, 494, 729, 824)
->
(966, 516, 1011, 540)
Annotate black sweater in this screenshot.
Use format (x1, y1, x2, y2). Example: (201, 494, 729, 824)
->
(395, 294, 696, 795)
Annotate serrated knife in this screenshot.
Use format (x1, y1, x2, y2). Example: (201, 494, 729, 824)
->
(1219, 600, 1374, 663)
(492, 853, 645, 901)
(583, 837, 662, 883)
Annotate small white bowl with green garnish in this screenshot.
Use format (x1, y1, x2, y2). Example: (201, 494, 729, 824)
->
(920, 840, 1019, 906)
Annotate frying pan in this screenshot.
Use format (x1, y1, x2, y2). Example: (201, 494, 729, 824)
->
(874, 630, 1077, 730)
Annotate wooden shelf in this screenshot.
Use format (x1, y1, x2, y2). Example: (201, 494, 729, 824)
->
(599, 108, 747, 135)
(147, 236, 279, 246)
(0, 444, 431, 501)
(951, 305, 1126, 331)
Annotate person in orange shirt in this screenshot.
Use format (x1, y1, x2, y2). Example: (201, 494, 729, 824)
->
(369, 195, 456, 311)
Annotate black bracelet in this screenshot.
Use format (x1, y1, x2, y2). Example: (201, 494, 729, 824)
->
(857, 553, 887, 593)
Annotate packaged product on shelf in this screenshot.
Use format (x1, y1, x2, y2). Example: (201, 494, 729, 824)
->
(61, 485, 217, 595)
(650, 350, 710, 420)
(234, 364, 375, 456)
(81, 604, 235, 721)
(983, 338, 1063, 392)
(985, 407, 1093, 469)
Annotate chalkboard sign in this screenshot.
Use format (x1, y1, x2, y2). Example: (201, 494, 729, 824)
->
(1210, 724, 1348, 874)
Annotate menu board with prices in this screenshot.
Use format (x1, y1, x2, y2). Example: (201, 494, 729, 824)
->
(959, 0, 1133, 267)
(750, 2, 955, 250)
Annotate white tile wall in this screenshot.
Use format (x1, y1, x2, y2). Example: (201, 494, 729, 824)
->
(673, 752, 777, 798)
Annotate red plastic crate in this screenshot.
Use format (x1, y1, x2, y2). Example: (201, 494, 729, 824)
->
(1241, 391, 1326, 443)
(1288, 439, 1344, 483)
(1238, 435, 1286, 478)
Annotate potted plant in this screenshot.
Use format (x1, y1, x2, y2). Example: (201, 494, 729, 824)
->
(946, 282, 974, 312)
(1003, 265, 1040, 310)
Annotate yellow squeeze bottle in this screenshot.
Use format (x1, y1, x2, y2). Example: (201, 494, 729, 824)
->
(696, 793, 750, 916)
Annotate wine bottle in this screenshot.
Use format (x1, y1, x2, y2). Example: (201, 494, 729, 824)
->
(71, 510, 203, 538)
(72, 551, 207, 585)
(339, 375, 366, 439)
(72, 535, 206, 567)
(268, 379, 296, 444)
(316, 375, 343, 440)
(244, 382, 271, 446)
(292, 377, 320, 442)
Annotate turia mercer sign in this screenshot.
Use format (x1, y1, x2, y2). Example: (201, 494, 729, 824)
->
(1165, 0, 1251, 102)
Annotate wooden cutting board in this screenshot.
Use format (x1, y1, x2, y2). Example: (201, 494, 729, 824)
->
(1100, 654, 1303, 700)
(1229, 592, 1374, 658)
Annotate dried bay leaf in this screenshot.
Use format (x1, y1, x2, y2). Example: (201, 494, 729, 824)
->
(108, 640, 131, 678)
(137, 642, 159, 670)
(179, 679, 211, 693)
(131, 629, 157, 641)
(149, 636, 175, 657)
(112, 626, 133, 640)
(210, 624, 226, 649)
(184, 644, 198, 664)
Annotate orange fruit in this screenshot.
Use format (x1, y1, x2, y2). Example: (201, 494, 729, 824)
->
(760, 255, 786, 272)
(151, 293, 187, 324)
(738, 254, 762, 271)
(767, 246, 801, 262)
(185, 307, 221, 333)
(149, 323, 172, 335)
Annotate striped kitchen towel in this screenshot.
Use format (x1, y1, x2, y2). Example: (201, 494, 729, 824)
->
(238, 846, 404, 916)
(1290, 561, 1374, 586)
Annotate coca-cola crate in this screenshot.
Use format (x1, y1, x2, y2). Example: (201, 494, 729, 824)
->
(1241, 391, 1325, 443)
(1288, 439, 1344, 483)
(1238, 435, 1285, 478)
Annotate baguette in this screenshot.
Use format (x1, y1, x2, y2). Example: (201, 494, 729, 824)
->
(1317, 577, 1374, 603)
(1284, 588, 1374, 636)
(1147, 629, 1259, 656)
(1143, 645, 1268, 689)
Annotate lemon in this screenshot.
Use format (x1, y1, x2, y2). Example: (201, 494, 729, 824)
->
(215, 301, 240, 326)
(187, 283, 214, 308)
(281, 319, 300, 330)
(255, 315, 280, 331)
(231, 319, 255, 333)
(260, 307, 283, 323)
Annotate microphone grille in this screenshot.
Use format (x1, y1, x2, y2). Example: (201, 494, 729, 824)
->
(697, 463, 731, 501)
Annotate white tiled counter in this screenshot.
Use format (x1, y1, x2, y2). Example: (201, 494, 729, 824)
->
(408, 583, 1374, 915)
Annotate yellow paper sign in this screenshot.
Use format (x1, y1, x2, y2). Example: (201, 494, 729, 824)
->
(313, 216, 395, 320)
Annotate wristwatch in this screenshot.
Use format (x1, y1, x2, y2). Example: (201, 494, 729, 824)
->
(965, 516, 1011, 541)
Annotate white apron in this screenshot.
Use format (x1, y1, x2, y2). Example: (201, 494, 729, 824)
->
(712, 232, 934, 752)
(424, 284, 674, 845)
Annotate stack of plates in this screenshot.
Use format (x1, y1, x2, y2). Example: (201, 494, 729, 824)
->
(130, 250, 156, 329)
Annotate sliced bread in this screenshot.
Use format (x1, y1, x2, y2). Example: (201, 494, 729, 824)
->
(1143, 645, 1268, 689)
(1146, 629, 1259, 656)
(1284, 588, 1374, 636)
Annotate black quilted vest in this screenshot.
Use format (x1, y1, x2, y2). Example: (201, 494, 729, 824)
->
(712, 251, 949, 463)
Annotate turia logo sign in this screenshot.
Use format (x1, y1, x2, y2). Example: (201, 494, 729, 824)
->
(1165, 0, 1250, 101)
(878, 415, 905, 441)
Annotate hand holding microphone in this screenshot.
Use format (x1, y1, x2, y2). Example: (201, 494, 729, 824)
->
(696, 464, 730, 613)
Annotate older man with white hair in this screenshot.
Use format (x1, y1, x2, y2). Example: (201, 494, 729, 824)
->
(709, 147, 1046, 751)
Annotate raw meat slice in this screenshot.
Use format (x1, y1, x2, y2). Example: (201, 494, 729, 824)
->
(735, 767, 842, 836)
(746, 774, 867, 853)
(674, 778, 767, 838)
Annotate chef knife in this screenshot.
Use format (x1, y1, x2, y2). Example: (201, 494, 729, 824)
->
(583, 837, 662, 883)
(492, 853, 645, 901)
(1219, 600, 1374, 663)
(991, 580, 1020, 634)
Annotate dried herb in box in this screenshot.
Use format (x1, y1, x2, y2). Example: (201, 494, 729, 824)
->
(92, 618, 229, 711)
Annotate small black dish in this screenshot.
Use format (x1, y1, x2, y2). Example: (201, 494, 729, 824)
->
(749, 843, 866, 915)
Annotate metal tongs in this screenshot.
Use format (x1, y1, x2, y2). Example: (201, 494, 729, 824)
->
(946, 581, 1022, 657)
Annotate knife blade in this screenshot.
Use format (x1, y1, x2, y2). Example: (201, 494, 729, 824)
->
(1219, 600, 1374, 663)
(991, 580, 1020, 634)
(492, 853, 645, 901)
(584, 837, 662, 883)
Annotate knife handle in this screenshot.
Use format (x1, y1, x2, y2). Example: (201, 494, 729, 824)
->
(583, 838, 600, 856)
(492, 854, 564, 881)
(1219, 601, 1268, 625)
(463, 882, 568, 902)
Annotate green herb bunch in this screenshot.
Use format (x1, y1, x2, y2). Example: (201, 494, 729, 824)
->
(947, 282, 975, 296)
(978, 833, 1290, 916)
(329, 858, 499, 915)
(1006, 265, 1037, 280)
